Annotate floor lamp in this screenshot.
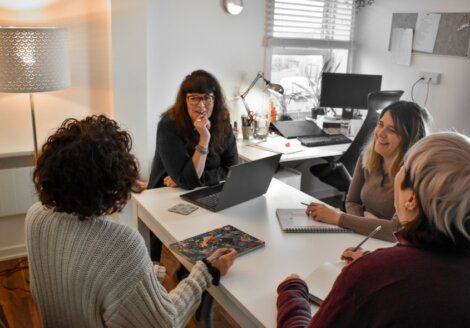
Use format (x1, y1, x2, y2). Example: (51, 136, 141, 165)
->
(0, 27, 70, 158)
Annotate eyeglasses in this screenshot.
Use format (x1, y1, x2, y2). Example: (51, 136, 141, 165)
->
(186, 94, 215, 106)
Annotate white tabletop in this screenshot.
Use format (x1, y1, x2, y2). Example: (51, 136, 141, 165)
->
(237, 135, 349, 163)
(132, 179, 393, 327)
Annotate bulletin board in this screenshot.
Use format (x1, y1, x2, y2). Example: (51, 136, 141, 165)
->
(388, 12, 470, 57)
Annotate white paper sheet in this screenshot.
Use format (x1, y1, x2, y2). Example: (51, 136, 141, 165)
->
(390, 28, 413, 66)
(413, 13, 441, 53)
(248, 136, 303, 154)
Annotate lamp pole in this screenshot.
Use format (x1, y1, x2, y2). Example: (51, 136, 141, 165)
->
(29, 93, 39, 157)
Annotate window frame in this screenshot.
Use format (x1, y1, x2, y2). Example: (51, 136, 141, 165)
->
(264, 0, 357, 84)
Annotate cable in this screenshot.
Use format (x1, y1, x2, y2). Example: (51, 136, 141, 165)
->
(411, 77, 424, 102)
(423, 79, 431, 106)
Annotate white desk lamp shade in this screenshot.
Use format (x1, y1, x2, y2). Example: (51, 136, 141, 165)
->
(0, 27, 70, 93)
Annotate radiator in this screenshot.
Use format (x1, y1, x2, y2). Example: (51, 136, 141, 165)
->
(0, 166, 37, 217)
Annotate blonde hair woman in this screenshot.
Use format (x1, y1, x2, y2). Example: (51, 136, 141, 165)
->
(306, 101, 430, 241)
(278, 132, 470, 327)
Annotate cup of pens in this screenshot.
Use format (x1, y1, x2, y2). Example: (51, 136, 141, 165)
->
(241, 115, 253, 140)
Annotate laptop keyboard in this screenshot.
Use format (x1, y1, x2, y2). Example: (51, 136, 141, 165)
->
(196, 192, 221, 208)
(298, 134, 352, 147)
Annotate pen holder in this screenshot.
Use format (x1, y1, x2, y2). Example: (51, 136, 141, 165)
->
(241, 115, 253, 140)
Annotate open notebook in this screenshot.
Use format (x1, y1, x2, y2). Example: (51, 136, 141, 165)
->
(305, 261, 345, 305)
(276, 209, 350, 233)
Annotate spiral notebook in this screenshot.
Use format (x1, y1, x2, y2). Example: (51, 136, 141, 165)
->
(276, 208, 351, 233)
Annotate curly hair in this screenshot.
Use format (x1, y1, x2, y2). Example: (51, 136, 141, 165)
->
(33, 115, 143, 220)
(164, 69, 232, 153)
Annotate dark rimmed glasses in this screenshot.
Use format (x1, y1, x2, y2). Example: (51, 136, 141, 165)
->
(186, 94, 215, 106)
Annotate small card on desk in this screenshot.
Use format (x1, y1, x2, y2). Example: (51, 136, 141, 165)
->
(168, 203, 198, 215)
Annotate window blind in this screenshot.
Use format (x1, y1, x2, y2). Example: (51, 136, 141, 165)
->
(266, 0, 355, 46)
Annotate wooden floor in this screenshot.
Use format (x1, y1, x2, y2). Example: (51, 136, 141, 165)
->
(0, 257, 41, 328)
(0, 247, 239, 328)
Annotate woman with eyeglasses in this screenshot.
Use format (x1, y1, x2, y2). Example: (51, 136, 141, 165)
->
(147, 69, 238, 273)
(305, 101, 430, 242)
(148, 69, 238, 190)
(277, 132, 470, 327)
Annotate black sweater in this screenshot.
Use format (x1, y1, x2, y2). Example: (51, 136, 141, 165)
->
(148, 115, 238, 190)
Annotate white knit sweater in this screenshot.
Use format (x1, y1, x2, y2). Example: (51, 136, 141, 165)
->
(25, 202, 212, 328)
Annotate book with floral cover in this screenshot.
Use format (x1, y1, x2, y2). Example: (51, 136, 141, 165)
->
(169, 225, 265, 263)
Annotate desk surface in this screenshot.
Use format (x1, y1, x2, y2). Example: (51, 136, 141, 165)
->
(132, 179, 393, 327)
(237, 135, 349, 163)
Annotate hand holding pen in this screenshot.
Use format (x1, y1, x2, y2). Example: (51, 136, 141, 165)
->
(206, 248, 237, 275)
(301, 202, 341, 225)
(340, 226, 382, 265)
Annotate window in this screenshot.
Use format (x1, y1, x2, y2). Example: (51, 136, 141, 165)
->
(265, 0, 355, 117)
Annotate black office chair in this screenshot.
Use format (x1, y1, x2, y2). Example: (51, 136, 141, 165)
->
(309, 90, 404, 197)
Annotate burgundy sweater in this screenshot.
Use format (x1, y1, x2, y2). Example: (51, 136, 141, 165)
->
(277, 232, 470, 328)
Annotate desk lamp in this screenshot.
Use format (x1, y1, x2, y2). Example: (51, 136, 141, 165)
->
(0, 27, 70, 158)
(240, 71, 284, 123)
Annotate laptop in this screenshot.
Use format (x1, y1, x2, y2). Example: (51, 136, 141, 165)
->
(271, 120, 352, 147)
(271, 120, 325, 139)
(180, 154, 282, 212)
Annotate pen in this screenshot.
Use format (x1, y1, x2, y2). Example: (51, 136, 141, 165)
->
(300, 202, 310, 206)
(211, 249, 231, 261)
(352, 226, 382, 251)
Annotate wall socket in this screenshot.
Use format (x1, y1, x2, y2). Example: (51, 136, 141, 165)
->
(419, 72, 441, 84)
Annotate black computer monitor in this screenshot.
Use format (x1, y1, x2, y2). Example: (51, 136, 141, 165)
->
(320, 73, 382, 111)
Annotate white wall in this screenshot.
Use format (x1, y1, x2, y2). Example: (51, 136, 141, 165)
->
(353, 0, 470, 134)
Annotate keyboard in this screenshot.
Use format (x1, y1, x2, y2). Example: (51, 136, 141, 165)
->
(298, 134, 352, 147)
(195, 192, 221, 209)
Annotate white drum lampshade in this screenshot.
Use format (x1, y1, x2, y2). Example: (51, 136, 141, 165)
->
(0, 27, 70, 156)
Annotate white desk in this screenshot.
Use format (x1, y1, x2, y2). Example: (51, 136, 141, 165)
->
(132, 179, 393, 327)
(237, 135, 349, 163)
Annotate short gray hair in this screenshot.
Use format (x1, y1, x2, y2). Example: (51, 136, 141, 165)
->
(404, 132, 470, 248)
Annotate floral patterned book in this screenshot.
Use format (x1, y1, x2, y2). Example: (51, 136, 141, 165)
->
(169, 225, 265, 263)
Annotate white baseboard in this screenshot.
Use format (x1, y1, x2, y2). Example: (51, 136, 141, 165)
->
(0, 244, 27, 261)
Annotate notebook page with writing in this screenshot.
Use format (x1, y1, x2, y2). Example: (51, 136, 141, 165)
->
(276, 209, 350, 233)
(304, 261, 345, 305)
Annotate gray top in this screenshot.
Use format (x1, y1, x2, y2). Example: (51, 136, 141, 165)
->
(339, 155, 400, 242)
(25, 202, 212, 328)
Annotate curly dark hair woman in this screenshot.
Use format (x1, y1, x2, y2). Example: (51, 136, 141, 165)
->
(26, 114, 237, 327)
(33, 115, 142, 219)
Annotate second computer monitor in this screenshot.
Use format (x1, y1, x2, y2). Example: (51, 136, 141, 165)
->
(320, 72, 382, 110)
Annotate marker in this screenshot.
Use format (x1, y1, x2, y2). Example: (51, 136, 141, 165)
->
(352, 226, 382, 252)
